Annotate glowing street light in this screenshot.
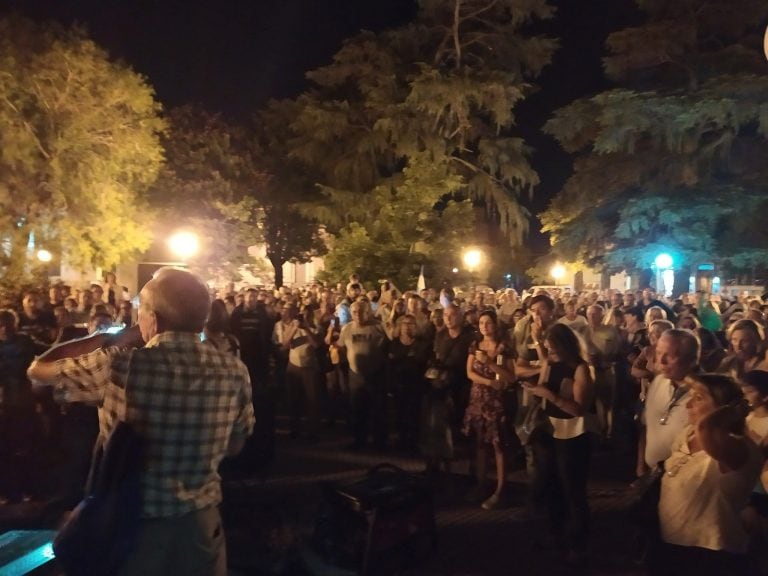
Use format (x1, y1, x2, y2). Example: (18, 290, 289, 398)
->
(36, 249, 52, 263)
(463, 249, 483, 271)
(167, 231, 199, 260)
(654, 252, 674, 297)
(654, 253, 673, 270)
(550, 263, 566, 285)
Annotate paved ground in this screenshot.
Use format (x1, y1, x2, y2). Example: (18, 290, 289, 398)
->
(221, 422, 648, 576)
(0, 420, 649, 576)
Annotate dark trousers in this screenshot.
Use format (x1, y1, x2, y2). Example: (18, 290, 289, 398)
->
(58, 403, 99, 507)
(393, 382, 422, 450)
(349, 371, 386, 447)
(532, 432, 592, 549)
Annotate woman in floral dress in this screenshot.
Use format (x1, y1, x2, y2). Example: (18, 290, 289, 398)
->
(463, 310, 516, 509)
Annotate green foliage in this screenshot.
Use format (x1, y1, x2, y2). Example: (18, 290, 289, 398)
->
(0, 16, 165, 287)
(252, 100, 327, 287)
(147, 105, 266, 280)
(282, 0, 556, 284)
(542, 0, 768, 276)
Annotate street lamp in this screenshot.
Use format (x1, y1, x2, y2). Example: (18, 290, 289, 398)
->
(654, 252, 673, 297)
(550, 263, 566, 286)
(463, 249, 482, 271)
(167, 231, 199, 261)
(36, 249, 52, 263)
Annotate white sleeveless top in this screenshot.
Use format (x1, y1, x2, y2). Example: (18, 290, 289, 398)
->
(658, 426, 763, 553)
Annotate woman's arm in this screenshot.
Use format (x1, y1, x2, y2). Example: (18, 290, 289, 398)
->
(696, 402, 751, 472)
(528, 363, 592, 418)
(482, 352, 516, 384)
(466, 351, 495, 387)
(631, 347, 654, 381)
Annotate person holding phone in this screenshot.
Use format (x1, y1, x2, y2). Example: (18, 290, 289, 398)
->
(525, 323, 596, 565)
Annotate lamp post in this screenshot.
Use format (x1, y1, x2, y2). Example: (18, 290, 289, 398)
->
(550, 263, 566, 286)
(463, 249, 483, 289)
(167, 231, 199, 262)
(654, 252, 673, 297)
(36, 249, 52, 263)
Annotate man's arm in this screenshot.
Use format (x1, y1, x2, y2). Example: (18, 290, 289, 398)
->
(28, 325, 143, 383)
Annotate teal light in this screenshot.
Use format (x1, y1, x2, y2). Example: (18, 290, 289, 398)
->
(0, 530, 56, 576)
(654, 253, 673, 269)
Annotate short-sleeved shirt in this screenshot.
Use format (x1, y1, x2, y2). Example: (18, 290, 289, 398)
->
(41, 331, 254, 518)
(338, 322, 386, 377)
(272, 322, 316, 368)
(659, 426, 762, 553)
(644, 375, 691, 468)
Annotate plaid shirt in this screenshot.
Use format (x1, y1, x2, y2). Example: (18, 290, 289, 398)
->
(47, 332, 254, 518)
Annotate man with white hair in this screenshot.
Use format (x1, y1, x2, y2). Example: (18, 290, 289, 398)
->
(29, 267, 254, 576)
(642, 329, 700, 472)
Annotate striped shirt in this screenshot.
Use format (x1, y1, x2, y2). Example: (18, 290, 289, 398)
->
(46, 331, 254, 518)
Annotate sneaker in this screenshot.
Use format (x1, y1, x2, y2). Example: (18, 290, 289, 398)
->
(481, 493, 503, 510)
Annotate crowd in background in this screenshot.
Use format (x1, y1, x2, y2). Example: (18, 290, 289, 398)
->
(3, 273, 768, 573)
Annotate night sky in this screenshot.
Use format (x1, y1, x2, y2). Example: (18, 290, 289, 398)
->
(1, 0, 642, 246)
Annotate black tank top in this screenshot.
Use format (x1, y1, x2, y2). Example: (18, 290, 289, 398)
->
(543, 361, 594, 420)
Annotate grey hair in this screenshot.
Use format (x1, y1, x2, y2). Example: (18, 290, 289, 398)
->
(141, 267, 210, 333)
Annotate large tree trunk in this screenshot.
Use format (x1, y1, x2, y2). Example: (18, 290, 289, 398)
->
(270, 256, 284, 289)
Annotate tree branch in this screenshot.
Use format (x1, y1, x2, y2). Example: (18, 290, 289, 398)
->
(1, 96, 51, 160)
(461, 0, 500, 24)
(453, 0, 462, 70)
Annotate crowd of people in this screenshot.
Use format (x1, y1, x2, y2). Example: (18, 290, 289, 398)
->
(3, 271, 768, 574)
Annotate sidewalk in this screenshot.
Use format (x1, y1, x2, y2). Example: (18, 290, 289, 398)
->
(0, 422, 647, 575)
(222, 423, 647, 576)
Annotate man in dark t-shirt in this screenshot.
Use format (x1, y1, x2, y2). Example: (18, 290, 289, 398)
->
(387, 314, 430, 451)
(432, 304, 475, 428)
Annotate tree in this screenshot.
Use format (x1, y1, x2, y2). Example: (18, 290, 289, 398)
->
(252, 100, 327, 288)
(542, 0, 768, 283)
(0, 16, 165, 289)
(281, 0, 556, 287)
(147, 105, 267, 281)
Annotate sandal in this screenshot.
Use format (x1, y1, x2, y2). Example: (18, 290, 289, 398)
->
(481, 493, 502, 510)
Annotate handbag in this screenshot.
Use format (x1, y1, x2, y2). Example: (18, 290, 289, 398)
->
(53, 421, 145, 576)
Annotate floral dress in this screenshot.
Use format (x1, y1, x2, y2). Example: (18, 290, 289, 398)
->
(462, 341, 508, 444)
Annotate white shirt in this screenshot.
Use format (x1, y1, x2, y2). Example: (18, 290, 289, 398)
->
(659, 426, 762, 553)
(272, 322, 316, 368)
(644, 375, 691, 468)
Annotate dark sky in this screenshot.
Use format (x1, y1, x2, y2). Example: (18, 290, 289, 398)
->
(1, 0, 641, 250)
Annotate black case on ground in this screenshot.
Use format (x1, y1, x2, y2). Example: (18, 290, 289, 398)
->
(311, 463, 437, 575)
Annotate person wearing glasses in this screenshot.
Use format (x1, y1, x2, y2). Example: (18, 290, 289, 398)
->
(643, 329, 700, 472)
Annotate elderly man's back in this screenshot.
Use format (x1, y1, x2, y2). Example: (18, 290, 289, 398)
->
(29, 267, 254, 576)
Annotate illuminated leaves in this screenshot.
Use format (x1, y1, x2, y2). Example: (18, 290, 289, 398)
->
(0, 16, 164, 285)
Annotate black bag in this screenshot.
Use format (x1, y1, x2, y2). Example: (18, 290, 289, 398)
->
(53, 421, 145, 576)
(312, 463, 436, 575)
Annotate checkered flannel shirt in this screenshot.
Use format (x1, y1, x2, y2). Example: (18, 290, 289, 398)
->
(47, 331, 254, 518)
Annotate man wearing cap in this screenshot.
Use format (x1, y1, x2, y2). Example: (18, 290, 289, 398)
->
(29, 267, 254, 576)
